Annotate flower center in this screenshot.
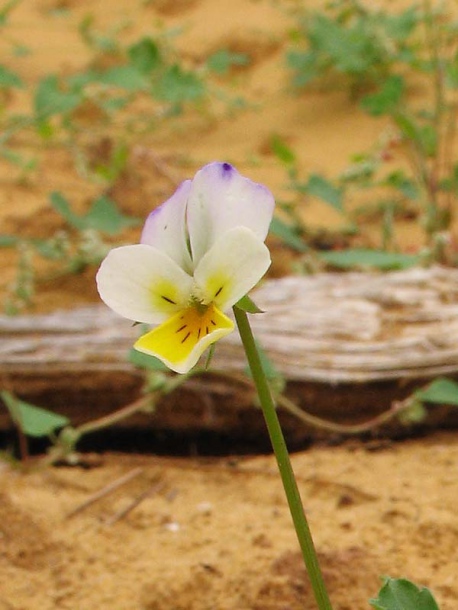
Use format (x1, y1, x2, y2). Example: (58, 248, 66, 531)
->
(175, 302, 217, 344)
(134, 301, 234, 372)
(189, 294, 210, 316)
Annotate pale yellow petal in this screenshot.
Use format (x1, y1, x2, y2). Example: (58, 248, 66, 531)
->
(193, 227, 271, 311)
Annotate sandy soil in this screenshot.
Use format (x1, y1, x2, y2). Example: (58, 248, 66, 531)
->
(1, 1, 457, 608)
(1, 434, 458, 609)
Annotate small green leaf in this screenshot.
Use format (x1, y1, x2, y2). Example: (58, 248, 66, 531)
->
(66, 69, 98, 90)
(84, 196, 140, 235)
(1, 391, 70, 437)
(397, 399, 428, 424)
(383, 7, 419, 42)
(361, 75, 405, 116)
(128, 348, 169, 372)
(155, 65, 204, 103)
(206, 49, 249, 74)
(0, 64, 23, 88)
(384, 171, 418, 200)
(394, 113, 419, 142)
(370, 577, 439, 610)
(49, 191, 85, 230)
(303, 174, 343, 211)
(270, 134, 296, 165)
(31, 238, 65, 260)
(34, 75, 82, 119)
(0, 234, 18, 247)
(269, 216, 308, 252)
(0, 146, 37, 171)
(320, 248, 419, 270)
(235, 295, 264, 314)
(50, 192, 140, 235)
(128, 37, 161, 74)
(287, 50, 319, 87)
(416, 377, 458, 406)
(98, 66, 148, 91)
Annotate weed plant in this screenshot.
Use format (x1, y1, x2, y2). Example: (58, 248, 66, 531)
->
(283, 0, 458, 267)
(0, 4, 249, 312)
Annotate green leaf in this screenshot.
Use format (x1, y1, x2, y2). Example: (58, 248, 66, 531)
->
(384, 171, 418, 200)
(370, 577, 440, 610)
(206, 49, 249, 74)
(50, 192, 140, 235)
(303, 174, 343, 211)
(0, 64, 23, 88)
(235, 294, 264, 314)
(270, 134, 296, 165)
(128, 348, 169, 372)
(394, 113, 419, 141)
(361, 75, 405, 116)
(128, 37, 161, 74)
(50, 191, 85, 229)
(34, 75, 82, 119)
(84, 196, 140, 235)
(0, 234, 18, 247)
(397, 399, 428, 424)
(320, 248, 419, 270)
(98, 66, 148, 91)
(31, 238, 65, 260)
(383, 7, 419, 42)
(307, 13, 371, 75)
(416, 377, 458, 406)
(155, 65, 204, 103)
(269, 216, 308, 252)
(393, 114, 437, 157)
(66, 69, 98, 90)
(49, 191, 85, 230)
(0, 146, 37, 171)
(1, 391, 70, 437)
(287, 50, 319, 87)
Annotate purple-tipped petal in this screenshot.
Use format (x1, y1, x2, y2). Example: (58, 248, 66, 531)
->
(141, 179, 193, 273)
(186, 162, 275, 265)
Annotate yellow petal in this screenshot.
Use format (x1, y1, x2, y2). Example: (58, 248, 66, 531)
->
(134, 303, 234, 374)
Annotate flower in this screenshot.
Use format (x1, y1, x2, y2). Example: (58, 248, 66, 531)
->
(96, 162, 275, 373)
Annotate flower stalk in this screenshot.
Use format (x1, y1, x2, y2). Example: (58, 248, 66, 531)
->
(233, 305, 334, 610)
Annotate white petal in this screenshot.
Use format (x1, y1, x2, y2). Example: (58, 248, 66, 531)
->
(96, 244, 193, 324)
(140, 180, 193, 273)
(193, 226, 271, 311)
(187, 162, 275, 264)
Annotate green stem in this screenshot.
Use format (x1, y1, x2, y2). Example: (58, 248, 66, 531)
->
(233, 306, 334, 610)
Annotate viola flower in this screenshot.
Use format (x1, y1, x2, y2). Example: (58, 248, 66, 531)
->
(96, 162, 274, 373)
